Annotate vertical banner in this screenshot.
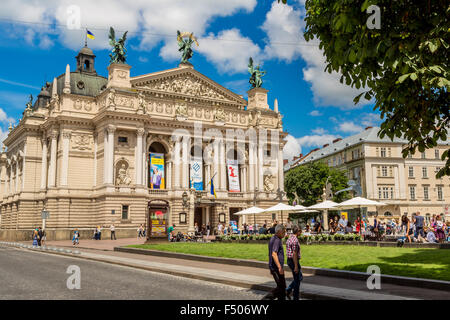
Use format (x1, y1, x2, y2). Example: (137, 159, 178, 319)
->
(227, 160, 240, 192)
(150, 153, 165, 189)
(190, 157, 203, 191)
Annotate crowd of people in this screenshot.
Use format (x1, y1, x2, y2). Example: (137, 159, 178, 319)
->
(31, 227, 46, 247)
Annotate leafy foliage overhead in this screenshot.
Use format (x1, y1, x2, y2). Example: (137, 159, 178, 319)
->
(279, 0, 449, 177)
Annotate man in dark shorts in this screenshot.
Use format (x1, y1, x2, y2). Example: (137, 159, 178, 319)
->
(262, 224, 286, 300)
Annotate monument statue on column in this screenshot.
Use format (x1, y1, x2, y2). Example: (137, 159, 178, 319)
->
(108, 27, 128, 64)
(248, 57, 266, 88)
(177, 30, 199, 65)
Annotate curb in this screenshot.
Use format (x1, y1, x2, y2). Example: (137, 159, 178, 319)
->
(115, 246, 450, 292)
(1, 242, 337, 300)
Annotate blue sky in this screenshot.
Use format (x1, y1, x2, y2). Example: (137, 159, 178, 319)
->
(0, 0, 381, 159)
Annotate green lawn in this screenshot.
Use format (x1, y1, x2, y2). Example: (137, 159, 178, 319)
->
(128, 243, 450, 281)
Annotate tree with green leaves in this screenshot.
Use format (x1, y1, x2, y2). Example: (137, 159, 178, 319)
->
(285, 161, 349, 206)
(278, 0, 449, 177)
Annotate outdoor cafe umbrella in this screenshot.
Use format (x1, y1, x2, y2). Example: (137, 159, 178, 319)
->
(336, 197, 386, 227)
(234, 206, 265, 225)
(307, 200, 339, 231)
(263, 202, 296, 224)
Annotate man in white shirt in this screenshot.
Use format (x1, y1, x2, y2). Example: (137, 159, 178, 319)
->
(110, 224, 116, 240)
(218, 223, 223, 235)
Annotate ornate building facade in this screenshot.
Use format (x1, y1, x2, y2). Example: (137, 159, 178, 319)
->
(0, 46, 287, 240)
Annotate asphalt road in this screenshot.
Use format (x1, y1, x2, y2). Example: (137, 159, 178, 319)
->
(0, 247, 267, 300)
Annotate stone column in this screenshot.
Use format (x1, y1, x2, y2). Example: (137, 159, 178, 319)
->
(103, 129, 109, 184)
(136, 128, 144, 186)
(21, 145, 26, 192)
(40, 138, 48, 190)
(213, 141, 219, 188)
(243, 166, 248, 192)
(249, 144, 255, 192)
(48, 130, 58, 188)
(15, 158, 19, 193)
(106, 125, 116, 184)
(220, 140, 226, 190)
(182, 137, 190, 189)
(188, 190, 195, 233)
(167, 161, 172, 189)
(142, 132, 147, 187)
(93, 133, 97, 187)
(278, 146, 284, 192)
(173, 138, 181, 189)
(394, 165, 400, 199)
(258, 143, 264, 191)
(60, 131, 71, 186)
(9, 166, 12, 195)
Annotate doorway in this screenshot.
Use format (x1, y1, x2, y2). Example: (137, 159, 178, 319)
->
(194, 207, 203, 230)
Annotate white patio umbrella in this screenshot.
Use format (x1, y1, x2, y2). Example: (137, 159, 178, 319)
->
(264, 203, 296, 224)
(234, 206, 265, 225)
(336, 197, 386, 209)
(336, 197, 387, 231)
(307, 200, 339, 231)
(293, 204, 307, 211)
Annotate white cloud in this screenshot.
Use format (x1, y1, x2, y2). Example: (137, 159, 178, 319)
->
(261, 1, 371, 109)
(337, 121, 364, 133)
(1, 0, 258, 73)
(261, 1, 303, 62)
(196, 29, 262, 74)
(0, 108, 16, 124)
(297, 134, 338, 148)
(138, 56, 149, 63)
(283, 134, 301, 160)
(309, 110, 322, 116)
(0, 127, 9, 149)
(311, 128, 326, 135)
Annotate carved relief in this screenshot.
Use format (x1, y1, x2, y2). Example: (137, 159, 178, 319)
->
(175, 101, 188, 121)
(71, 134, 92, 151)
(165, 103, 173, 115)
(264, 174, 275, 192)
(141, 75, 230, 101)
(204, 109, 211, 120)
(108, 89, 116, 110)
(232, 113, 238, 123)
(240, 114, 247, 125)
(214, 108, 226, 123)
(195, 108, 203, 118)
(115, 159, 131, 185)
(115, 95, 134, 108)
(156, 102, 163, 113)
(137, 91, 146, 114)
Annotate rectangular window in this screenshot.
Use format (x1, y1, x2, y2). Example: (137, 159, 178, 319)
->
(378, 187, 382, 199)
(422, 167, 428, 178)
(423, 186, 429, 200)
(437, 186, 443, 201)
(408, 152, 413, 159)
(408, 166, 414, 177)
(390, 187, 394, 199)
(421, 152, 426, 159)
(118, 136, 128, 143)
(380, 147, 386, 157)
(388, 147, 392, 157)
(435, 149, 439, 159)
(382, 187, 389, 199)
(382, 166, 388, 177)
(409, 186, 416, 200)
(121, 205, 129, 220)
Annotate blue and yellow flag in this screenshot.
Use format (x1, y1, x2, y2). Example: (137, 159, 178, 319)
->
(86, 30, 95, 40)
(210, 178, 217, 198)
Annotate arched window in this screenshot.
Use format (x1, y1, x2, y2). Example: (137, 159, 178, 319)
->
(84, 60, 90, 71)
(148, 142, 167, 189)
(384, 211, 393, 217)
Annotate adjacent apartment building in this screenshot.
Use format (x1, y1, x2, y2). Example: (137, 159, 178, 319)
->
(288, 126, 449, 223)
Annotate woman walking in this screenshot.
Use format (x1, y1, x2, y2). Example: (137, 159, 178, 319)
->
(32, 229, 39, 247)
(72, 228, 80, 246)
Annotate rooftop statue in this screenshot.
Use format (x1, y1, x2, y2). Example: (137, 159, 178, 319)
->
(109, 27, 128, 64)
(25, 94, 33, 110)
(177, 31, 199, 64)
(248, 57, 266, 88)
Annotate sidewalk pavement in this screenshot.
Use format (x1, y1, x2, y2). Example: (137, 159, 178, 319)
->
(23, 238, 450, 300)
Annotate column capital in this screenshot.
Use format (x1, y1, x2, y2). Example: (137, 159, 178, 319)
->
(106, 125, 116, 134)
(62, 131, 72, 140)
(49, 130, 59, 139)
(137, 128, 145, 137)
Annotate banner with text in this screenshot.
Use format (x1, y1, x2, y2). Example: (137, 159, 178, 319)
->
(190, 157, 203, 191)
(227, 160, 240, 192)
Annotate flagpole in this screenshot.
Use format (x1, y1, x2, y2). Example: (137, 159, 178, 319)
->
(85, 28, 87, 47)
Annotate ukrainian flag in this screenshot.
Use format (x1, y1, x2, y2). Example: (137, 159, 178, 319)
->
(210, 178, 217, 198)
(86, 30, 95, 40)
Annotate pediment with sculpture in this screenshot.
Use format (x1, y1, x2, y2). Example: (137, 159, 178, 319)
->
(132, 69, 246, 105)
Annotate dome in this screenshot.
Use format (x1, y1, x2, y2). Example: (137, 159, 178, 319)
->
(78, 46, 94, 56)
